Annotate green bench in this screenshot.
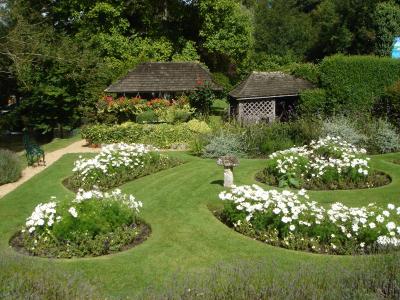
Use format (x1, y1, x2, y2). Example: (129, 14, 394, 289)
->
(23, 132, 46, 166)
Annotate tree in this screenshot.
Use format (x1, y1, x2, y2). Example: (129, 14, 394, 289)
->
(199, 0, 253, 72)
(310, 0, 381, 58)
(0, 2, 110, 134)
(172, 40, 200, 62)
(374, 1, 400, 56)
(254, 0, 317, 60)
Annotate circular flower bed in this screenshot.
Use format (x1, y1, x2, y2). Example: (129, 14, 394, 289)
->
(256, 136, 390, 190)
(11, 188, 150, 258)
(218, 185, 400, 255)
(66, 143, 182, 191)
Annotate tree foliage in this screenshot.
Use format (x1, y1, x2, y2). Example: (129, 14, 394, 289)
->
(254, 0, 316, 59)
(2, 0, 400, 133)
(374, 1, 400, 56)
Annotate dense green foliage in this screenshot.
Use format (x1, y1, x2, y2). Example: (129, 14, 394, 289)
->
(374, 1, 400, 57)
(2, 0, 400, 132)
(0, 149, 22, 185)
(376, 80, 400, 127)
(319, 55, 400, 115)
(81, 121, 210, 148)
(188, 84, 216, 116)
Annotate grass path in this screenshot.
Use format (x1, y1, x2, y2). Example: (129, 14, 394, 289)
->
(1, 151, 400, 298)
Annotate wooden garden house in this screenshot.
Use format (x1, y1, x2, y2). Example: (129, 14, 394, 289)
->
(105, 62, 222, 99)
(229, 72, 313, 123)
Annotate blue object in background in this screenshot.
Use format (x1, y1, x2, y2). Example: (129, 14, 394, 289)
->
(392, 37, 400, 59)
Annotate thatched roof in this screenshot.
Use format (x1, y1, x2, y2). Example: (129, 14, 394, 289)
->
(105, 62, 222, 93)
(229, 71, 313, 100)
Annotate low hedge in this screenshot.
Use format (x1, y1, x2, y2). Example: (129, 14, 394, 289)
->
(0, 149, 22, 185)
(81, 122, 206, 148)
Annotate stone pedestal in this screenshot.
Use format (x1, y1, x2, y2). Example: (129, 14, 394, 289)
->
(224, 167, 234, 188)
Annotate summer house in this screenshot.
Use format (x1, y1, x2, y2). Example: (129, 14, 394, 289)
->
(229, 71, 313, 123)
(105, 62, 222, 99)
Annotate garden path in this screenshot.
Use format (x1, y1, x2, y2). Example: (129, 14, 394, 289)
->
(0, 140, 100, 199)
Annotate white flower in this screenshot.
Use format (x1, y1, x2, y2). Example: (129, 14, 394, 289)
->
(68, 207, 78, 218)
(386, 222, 396, 231)
(369, 222, 376, 229)
(273, 208, 281, 215)
(289, 225, 296, 231)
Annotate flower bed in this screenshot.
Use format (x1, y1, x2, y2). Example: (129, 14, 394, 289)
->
(96, 95, 194, 124)
(11, 188, 150, 258)
(65, 143, 183, 191)
(218, 184, 400, 255)
(256, 136, 390, 190)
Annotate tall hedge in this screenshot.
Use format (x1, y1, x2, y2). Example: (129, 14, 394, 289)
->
(319, 55, 400, 115)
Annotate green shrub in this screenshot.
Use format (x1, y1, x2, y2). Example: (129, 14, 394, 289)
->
(186, 119, 211, 134)
(202, 133, 245, 158)
(366, 119, 400, 154)
(322, 115, 367, 147)
(136, 110, 158, 124)
(299, 88, 328, 116)
(212, 72, 233, 92)
(190, 134, 210, 156)
(81, 122, 197, 148)
(0, 149, 22, 185)
(189, 84, 216, 116)
(319, 55, 400, 115)
(154, 104, 194, 124)
(260, 138, 294, 155)
(290, 63, 320, 84)
(375, 80, 400, 128)
(289, 117, 323, 144)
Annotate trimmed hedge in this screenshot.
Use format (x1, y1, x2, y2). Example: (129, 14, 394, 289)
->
(299, 88, 327, 116)
(319, 55, 400, 115)
(81, 122, 199, 148)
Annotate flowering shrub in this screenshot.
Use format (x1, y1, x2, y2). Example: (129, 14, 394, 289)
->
(96, 95, 194, 124)
(68, 143, 182, 190)
(219, 184, 400, 254)
(257, 136, 390, 190)
(15, 188, 147, 258)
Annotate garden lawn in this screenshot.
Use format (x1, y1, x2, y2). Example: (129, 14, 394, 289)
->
(1, 151, 400, 298)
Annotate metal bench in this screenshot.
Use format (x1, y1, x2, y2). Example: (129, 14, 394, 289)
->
(23, 132, 46, 166)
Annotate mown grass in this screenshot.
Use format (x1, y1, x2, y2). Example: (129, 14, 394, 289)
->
(1, 151, 400, 298)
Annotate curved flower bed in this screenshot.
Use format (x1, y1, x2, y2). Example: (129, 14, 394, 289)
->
(66, 143, 182, 191)
(11, 188, 150, 258)
(218, 185, 400, 255)
(256, 136, 390, 190)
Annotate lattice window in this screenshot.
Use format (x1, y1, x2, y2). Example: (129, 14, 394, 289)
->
(239, 99, 275, 123)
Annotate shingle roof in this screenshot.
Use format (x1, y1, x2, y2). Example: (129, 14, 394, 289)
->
(229, 71, 314, 99)
(105, 62, 222, 93)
